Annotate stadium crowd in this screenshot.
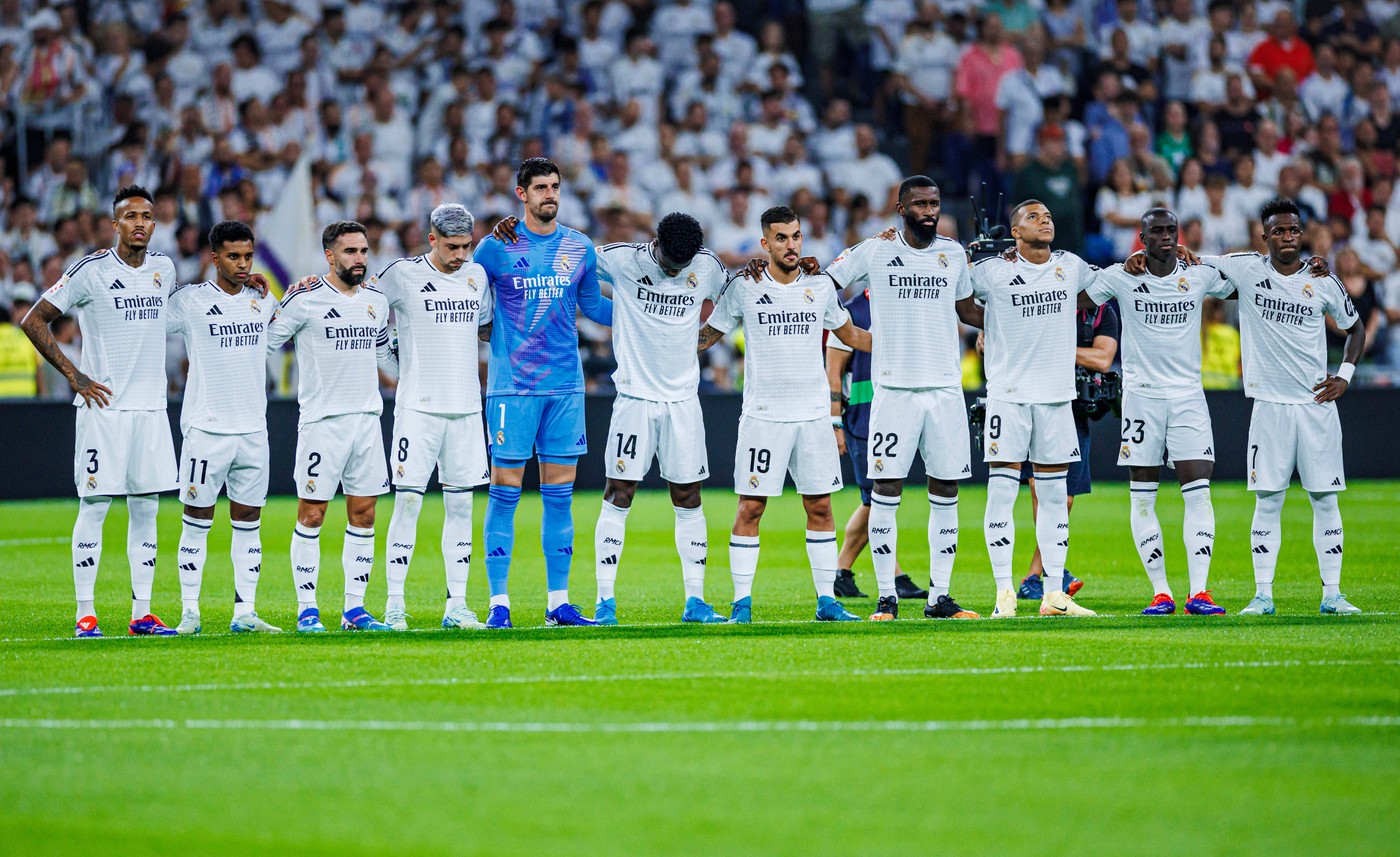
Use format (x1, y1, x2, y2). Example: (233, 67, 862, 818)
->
(2, 0, 1400, 400)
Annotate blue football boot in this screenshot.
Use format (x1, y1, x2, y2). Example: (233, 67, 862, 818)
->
(681, 597, 727, 624)
(485, 604, 513, 629)
(815, 595, 861, 621)
(545, 602, 598, 626)
(594, 598, 618, 626)
(728, 596, 752, 624)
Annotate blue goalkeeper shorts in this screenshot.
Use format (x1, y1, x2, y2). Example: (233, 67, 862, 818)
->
(485, 393, 587, 464)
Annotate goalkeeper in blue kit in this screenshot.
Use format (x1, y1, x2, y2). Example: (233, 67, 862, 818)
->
(474, 158, 613, 628)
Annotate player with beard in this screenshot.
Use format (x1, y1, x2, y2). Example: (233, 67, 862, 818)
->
(823, 176, 985, 621)
(266, 221, 398, 632)
(699, 206, 873, 623)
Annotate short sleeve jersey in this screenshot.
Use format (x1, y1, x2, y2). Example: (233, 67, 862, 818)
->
(371, 255, 490, 415)
(473, 223, 612, 398)
(708, 270, 850, 422)
(1203, 253, 1358, 404)
(41, 249, 178, 410)
(825, 232, 972, 390)
(166, 281, 272, 434)
(599, 242, 728, 402)
(1086, 260, 1228, 399)
(265, 279, 393, 425)
(969, 250, 1096, 404)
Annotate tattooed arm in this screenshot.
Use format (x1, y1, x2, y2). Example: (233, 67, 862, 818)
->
(20, 300, 112, 407)
(697, 324, 726, 352)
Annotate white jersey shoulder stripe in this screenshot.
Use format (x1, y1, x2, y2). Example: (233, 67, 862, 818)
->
(62, 250, 109, 278)
(279, 281, 324, 307)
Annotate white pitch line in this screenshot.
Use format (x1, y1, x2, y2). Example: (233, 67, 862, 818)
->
(0, 537, 68, 548)
(0, 715, 1396, 735)
(1, 659, 1393, 699)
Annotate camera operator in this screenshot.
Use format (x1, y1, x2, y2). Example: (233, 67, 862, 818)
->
(1014, 301, 1120, 600)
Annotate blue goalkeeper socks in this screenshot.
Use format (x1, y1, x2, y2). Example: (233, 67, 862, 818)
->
(540, 482, 575, 593)
(484, 485, 521, 598)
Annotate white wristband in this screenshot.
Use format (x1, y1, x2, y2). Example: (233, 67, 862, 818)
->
(1337, 363, 1355, 383)
(832, 419, 844, 429)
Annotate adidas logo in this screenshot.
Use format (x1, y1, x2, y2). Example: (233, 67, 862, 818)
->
(250, 564, 260, 575)
(1069, 448, 1080, 458)
(939, 546, 957, 555)
(557, 546, 573, 555)
(141, 558, 155, 567)
(1326, 545, 1343, 555)
(1331, 477, 1342, 486)
(109, 279, 126, 290)
(1252, 545, 1270, 554)
(421, 282, 437, 292)
(1147, 548, 1163, 563)
(1009, 275, 1026, 287)
(756, 293, 773, 305)
(234, 592, 244, 603)
(1133, 283, 1150, 294)
(206, 305, 223, 316)
(1195, 546, 1211, 557)
(576, 434, 587, 446)
(298, 581, 316, 591)
(457, 556, 471, 564)
(390, 556, 408, 565)
(1057, 540, 1070, 548)
(697, 557, 707, 565)
(353, 573, 370, 584)
(1203, 447, 1212, 455)
(831, 476, 840, 486)
(487, 547, 508, 557)
(871, 545, 892, 555)
(887, 256, 905, 267)
(76, 557, 94, 568)
(600, 555, 618, 566)
(699, 466, 707, 475)
(961, 464, 971, 474)
(1253, 279, 1272, 291)
(323, 308, 341, 319)
(989, 537, 1011, 548)
(179, 562, 197, 572)
(512, 257, 531, 270)
(639, 275, 653, 286)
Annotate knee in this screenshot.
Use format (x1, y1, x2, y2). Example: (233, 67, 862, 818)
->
(927, 478, 958, 499)
(669, 481, 701, 509)
(736, 498, 765, 527)
(872, 479, 902, 498)
(1307, 491, 1339, 514)
(605, 480, 637, 508)
(298, 504, 326, 529)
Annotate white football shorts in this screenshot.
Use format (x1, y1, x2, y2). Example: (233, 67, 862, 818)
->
(178, 428, 270, 507)
(294, 412, 389, 500)
(734, 414, 843, 497)
(867, 385, 972, 481)
(1117, 391, 1215, 467)
(73, 407, 177, 497)
(1246, 400, 1345, 493)
(982, 399, 1080, 465)
(391, 408, 490, 489)
(605, 394, 709, 483)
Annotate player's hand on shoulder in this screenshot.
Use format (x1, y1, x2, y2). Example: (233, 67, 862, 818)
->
(1000, 246, 1017, 262)
(1307, 255, 1331, 277)
(1123, 250, 1148, 275)
(492, 216, 520, 244)
(1174, 244, 1201, 266)
(873, 226, 897, 242)
(740, 257, 768, 281)
(1312, 374, 1348, 403)
(285, 275, 318, 294)
(798, 256, 819, 275)
(248, 273, 270, 297)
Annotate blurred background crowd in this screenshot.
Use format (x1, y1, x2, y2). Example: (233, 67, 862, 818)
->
(1, 0, 1399, 402)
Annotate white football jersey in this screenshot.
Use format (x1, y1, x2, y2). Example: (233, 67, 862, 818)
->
(708, 270, 850, 422)
(1087, 261, 1230, 399)
(825, 232, 971, 389)
(599, 242, 728, 402)
(1203, 253, 1359, 404)
(969, 251, 1096, 404)
(266, 279, 395, 426)
(40, 249, 177, 410)
(371, 255, 490, 415)
(167, 281, 272, 435)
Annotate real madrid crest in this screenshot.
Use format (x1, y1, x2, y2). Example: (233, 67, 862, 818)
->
(687, 272, 698, 288)
(1302, 283, 1314, 299)
(559, 254, 572, 271)
(186, 486, 198, 500)
(1054, 267, 1065, 281)
(803, 288, 814, 303)
(152, 272, 162, 288)
(937, 253, 948, 268)
(1176, 277, 1189, 293)
(367, 304, 376, 320)
(250, 299, 261, 313)
(748, 474, 760, 489)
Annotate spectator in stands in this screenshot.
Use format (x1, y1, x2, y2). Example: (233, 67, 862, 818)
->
(1248, 9, 1315, 95)
(1013, 123, 1083, 254)
(0, 281, 38, 398)
(1200, 296, 1242, 389)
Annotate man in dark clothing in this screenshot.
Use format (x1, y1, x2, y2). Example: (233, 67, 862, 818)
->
(1013, 123, 1084, 253)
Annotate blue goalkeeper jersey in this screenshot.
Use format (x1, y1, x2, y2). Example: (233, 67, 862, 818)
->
(475, 222, 613, 397)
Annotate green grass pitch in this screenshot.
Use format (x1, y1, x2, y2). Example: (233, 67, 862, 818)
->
(2, 481, 1397, 855)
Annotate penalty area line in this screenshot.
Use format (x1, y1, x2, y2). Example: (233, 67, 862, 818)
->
(0, 715, 1397, 734)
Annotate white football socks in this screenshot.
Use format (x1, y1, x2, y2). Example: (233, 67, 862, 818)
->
(593, 499, 629, 601)
(1309, 491, 1343, 598)
(291, 524, 321, 611)
(806, 529, 838, 599)
(984, 467, 1020, 591)
(177, 514, 211, 612)
(342, 525, 375, 611)
(927, 493, 958, 602)
(1250, 490, 1285, 599)
(729, 533, 758, 601)
(230, 520, 261, 619)
(1034, 473, 1070, 584)
(127, 495, 159, 619)
(72, 496, 111, 621)
(674, 505, 708, 601)
(384, 489, 423, 614)
(442, 489, 473, 611)
(1181, 479, 1214, 596)
(868, 493, 900, 598)
(1129, 481, 1169, 597)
